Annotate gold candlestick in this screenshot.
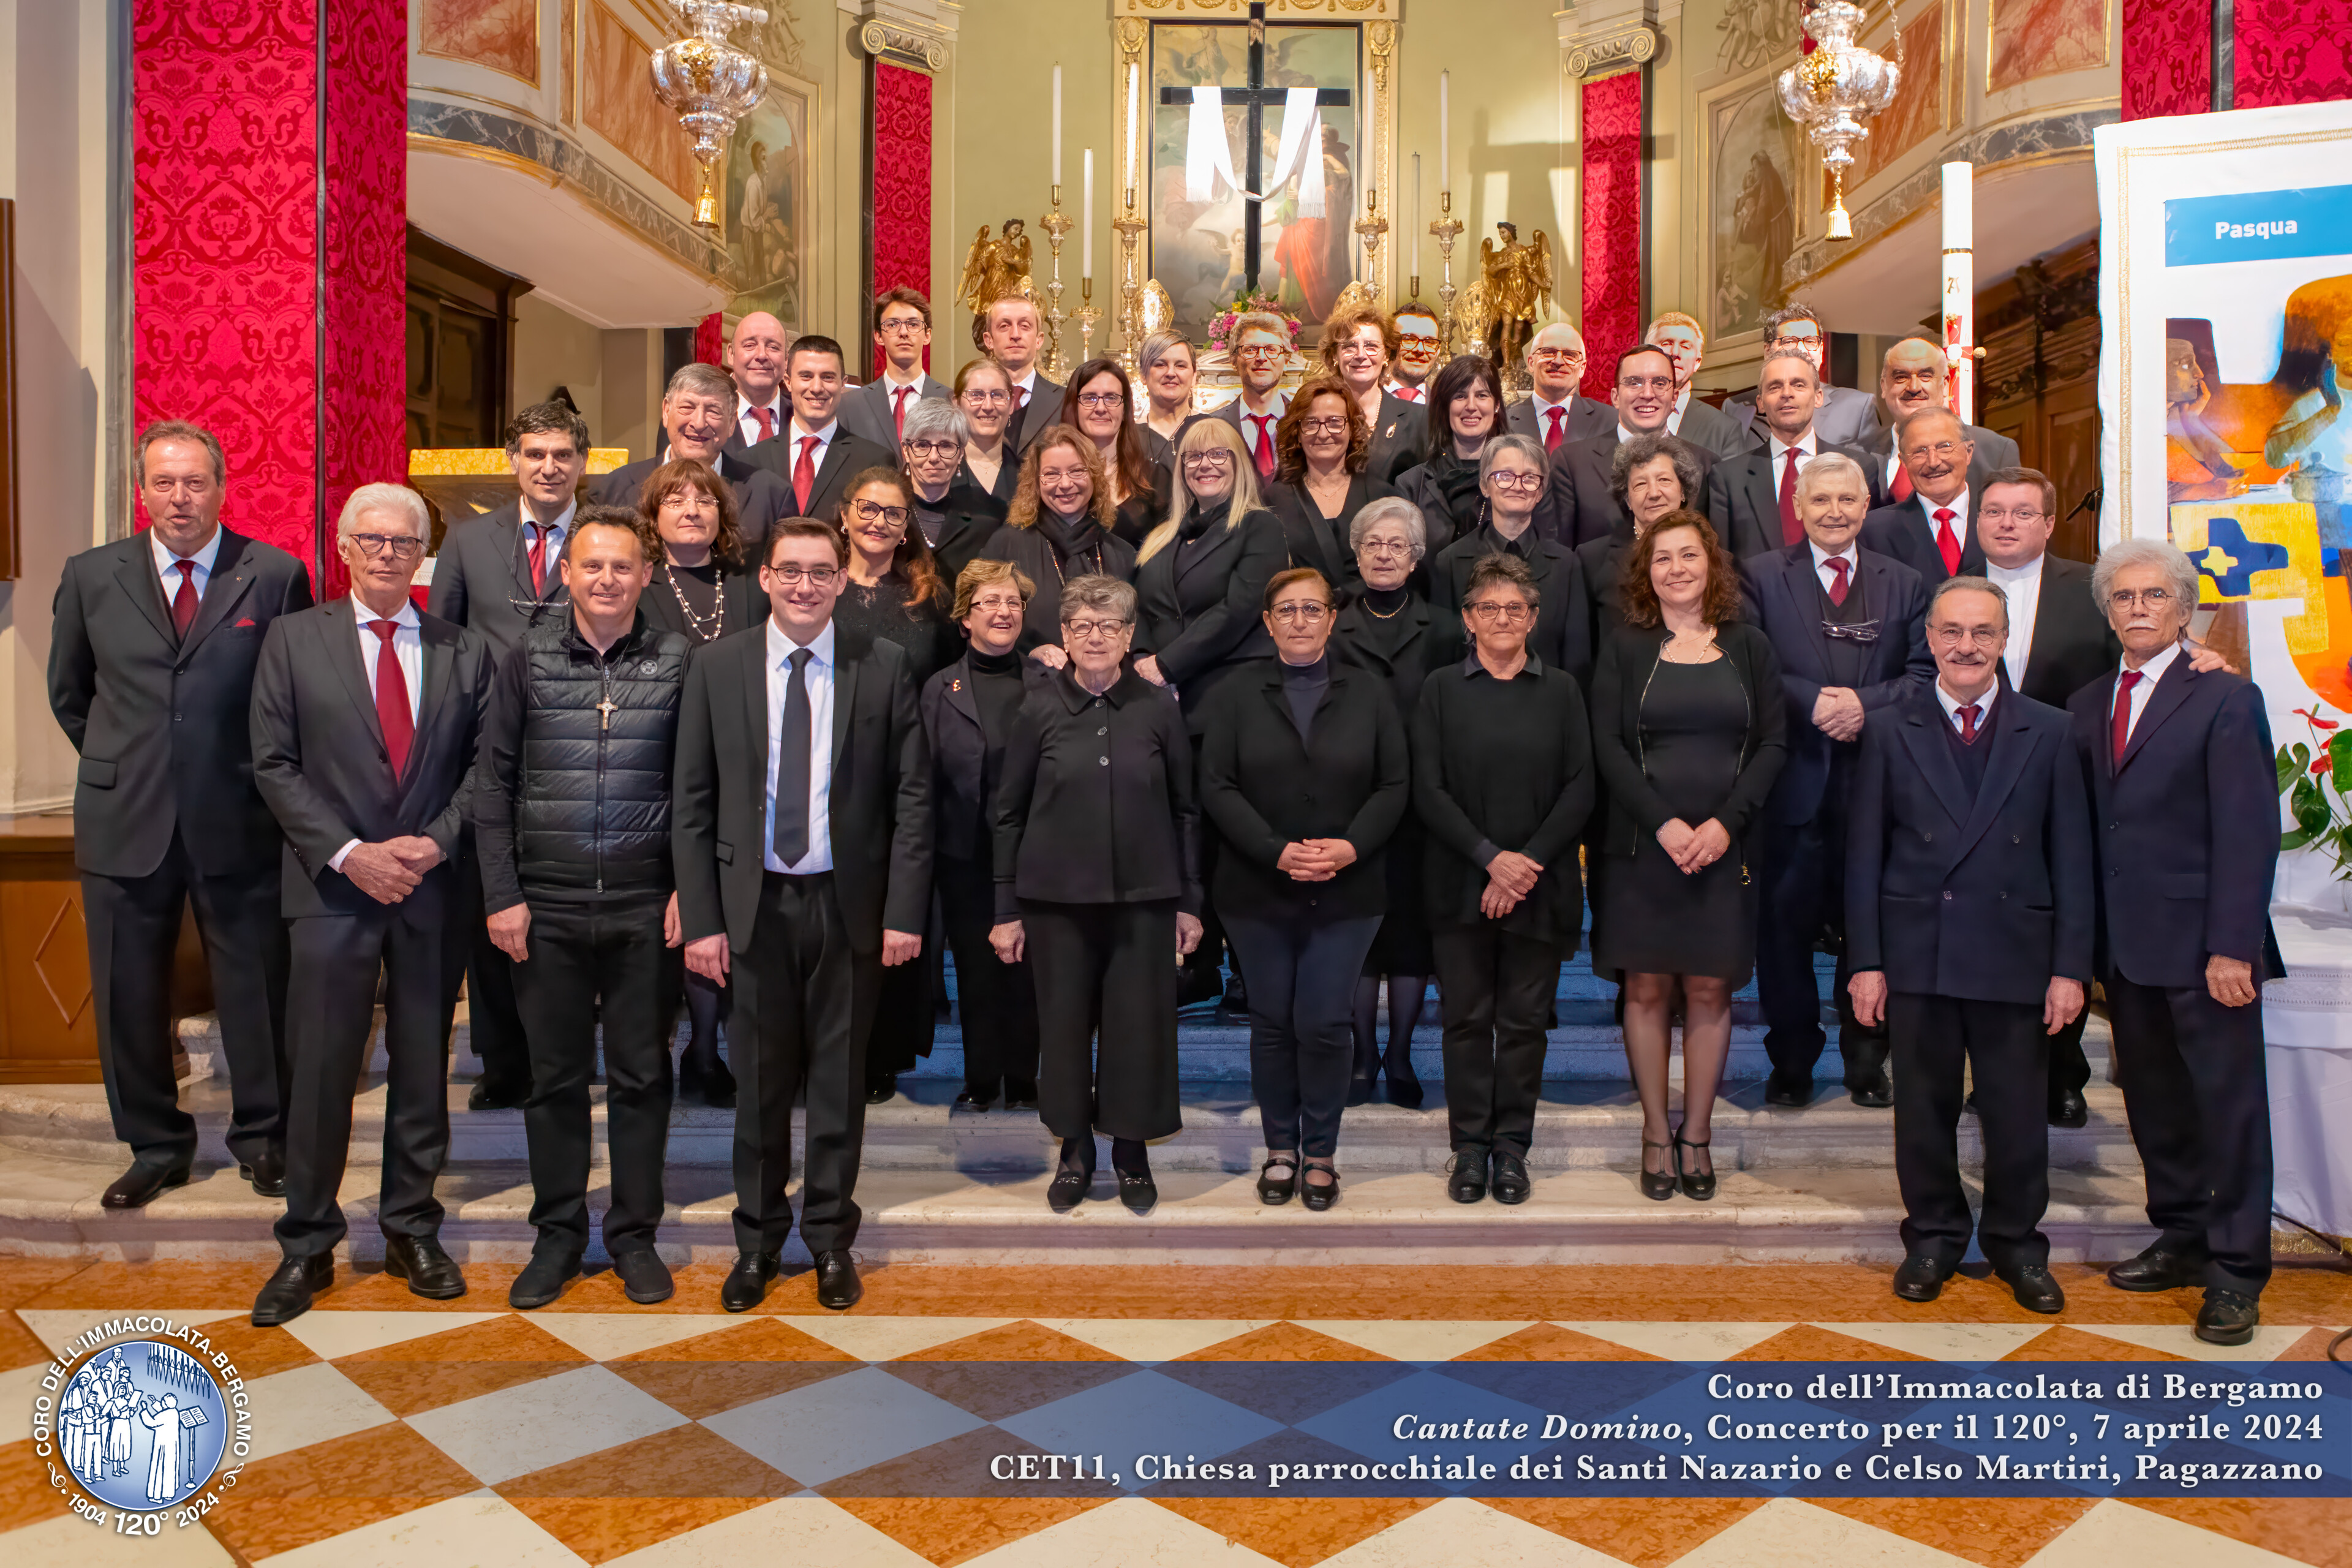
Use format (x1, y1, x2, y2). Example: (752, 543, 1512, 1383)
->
(1114, 193, 1148, 374)
(1075, 277, 1101, 367)
(1039, 189, 1074, 382)
(1352, 189, 1390, 306)
(1429, 189, 1465, 354)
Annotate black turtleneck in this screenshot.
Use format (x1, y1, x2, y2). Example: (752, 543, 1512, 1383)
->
(1360, 583, 1414, 615)
(1178, 496, 1232, 572)
(1281, 653, 1330, 743)
(967, 643, 1027, 744)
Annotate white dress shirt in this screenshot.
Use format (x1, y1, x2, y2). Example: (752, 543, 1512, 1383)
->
(1986, 552, 2045, 691)
(1809, 539, 1861, 598)
(516, 497, 575, 559)
(764, 617, 837, 875)
(1935, 676, 1998, 741)
(1530, 393, 1577, 444)
(1769, 432, 1822, 503)
(1916, 486, 1972, 553)
(737, 393, 788, 447)
(151, 527, 222, 603)
(1235, 389, 1290, 461)
(1667, 386, 1692, 434)
(1010, 369, 1042, 411)
(2113, 638, 2183, 746)
(329, 595, 425, 871)
(785, 418, 839, 483)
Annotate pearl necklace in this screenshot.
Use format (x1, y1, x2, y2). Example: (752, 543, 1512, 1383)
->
(663, 561, 726, 643)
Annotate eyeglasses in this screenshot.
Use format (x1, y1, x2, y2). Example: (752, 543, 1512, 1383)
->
(1075, 392, 1126, 410)
(1466, 601, 1533, 624)
(1182, 451, 1235, 470)
(1976, 507, 2047, 524)
(1397, 332, 1440, 350)
(850, 500, 910, 528)
(1904, 440, 1969, 461)
(1486, 472, 1545, 493)
(878, 318, 929, 335)
(1929, 625, 2003, 649)
(345, 532, 424, 559)
(968, 594, 1026, 614)
(1300, 417, 1350, 436)
(2107, 587, 2177, 611)
(1064, 617, 1128, 639)
(1530, 350, 1585, 366)
(766, 564, 842, 586)
(1237, 344, 1289, 363)
(1268, 602, 1331, 624)
(962, 390, 1012, 407)
(1359, 537, 1415, 558)
(1618, 375, 1675, 394)
(904, 439, 960, 458)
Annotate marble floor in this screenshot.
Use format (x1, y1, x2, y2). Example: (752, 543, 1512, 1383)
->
(1, 1259, 2345, 1567)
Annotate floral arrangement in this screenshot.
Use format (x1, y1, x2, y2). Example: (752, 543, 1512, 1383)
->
(1204, 292, 1303, 352)
(2278, 703, 2352, 878)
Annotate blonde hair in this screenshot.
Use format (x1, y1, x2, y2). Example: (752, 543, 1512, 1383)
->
(951, 556, 1036, 620)
(1140, 417, 1262, 564)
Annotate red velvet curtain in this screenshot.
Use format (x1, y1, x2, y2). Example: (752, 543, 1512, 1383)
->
(2120, 0, 2213, 118)
(696, 314, 725, 365)
(870, 62, 933, 379)
(1579, 71, 1644, 402)
(2125, 0, 2352, 118)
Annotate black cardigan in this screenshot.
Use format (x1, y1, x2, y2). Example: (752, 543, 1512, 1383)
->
(1588, 620, 1789, 858)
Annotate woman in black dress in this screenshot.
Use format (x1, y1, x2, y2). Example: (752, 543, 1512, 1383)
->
(954, 359, 1020, 504)
(982, 426, 1138, 658)
(1262, 374, 1396, 591)
(1392, 355, 1505, 554)
(1590, 510, 1785, 1202)
(1066, 356, 1171, 548)
(1330, 497, 1436, 1106)
(901, 398, 1005, 583)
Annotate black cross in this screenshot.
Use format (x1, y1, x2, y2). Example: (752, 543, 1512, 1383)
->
(1159, 2, 1352, 290)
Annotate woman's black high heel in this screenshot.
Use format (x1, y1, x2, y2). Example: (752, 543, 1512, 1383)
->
(1383, 1039, 1423, 1110)
(1640, 1138, 1678, 1201)
(1257, 1154, 1298, 1205)
(1673, 1128, 1716, 1202)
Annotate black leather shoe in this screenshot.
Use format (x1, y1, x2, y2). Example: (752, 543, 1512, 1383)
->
(1447, 1150, 1489, 1204)
(1673, 1131, 1716, 1202)
(1003, 1082, 1039, 1111)
(1047, 1166, 1091, 1212)
(1640, 1140, 1678, 1202)
(1256, 1155, 1298, 1205)
(2106, 1242, 2207, 1293)
(1385, 1066, 1425, 1110)
(508, 1248, 582, 1310)
(2048, 1090, 2088, 1128)
(720, 1251, 780, 1312)
(1300, 1162, 1340, 1212)
(1763, 1072, 1811, 1108)
(239, 1148, 287, 1198)
(102, 1161, 190, 1210)
(251, 1254, 334, 1327)
(1849, 1067, 1894, 1108)
(383, 1235, 467, 1300)
(2195, 1290, 2260, 1346)
(1490, 1151, 1532, 1205)
(467, 1079, 529, 1111)
(813, 1250, 862, 1310)
(952, 1087, 993, 1112)
(1892, 1254, 1954, 1303)
(1177, 965, 1226, 1008)
(1998, 1264, 2067, 1314)
(611, 1248, 674, 1305)
(679, 1058, 737, 1110)
(1115, 1167, 1159, 1215)
(865, 1076, 898, 1104)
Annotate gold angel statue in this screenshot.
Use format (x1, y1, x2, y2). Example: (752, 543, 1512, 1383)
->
(957, 219, 1036, 316)
(1478, 221, 1552, 375)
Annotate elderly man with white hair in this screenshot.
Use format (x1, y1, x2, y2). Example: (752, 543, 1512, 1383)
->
(1504, 322, 1611, 453)
(248, 483, 498, 1327)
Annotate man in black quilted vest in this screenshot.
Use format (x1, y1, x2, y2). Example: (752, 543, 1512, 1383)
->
(475, 506, 692, 1310)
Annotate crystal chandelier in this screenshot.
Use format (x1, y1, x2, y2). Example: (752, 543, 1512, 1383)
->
(650, 1, 770, 233)
(1776, 0, 1902, 241)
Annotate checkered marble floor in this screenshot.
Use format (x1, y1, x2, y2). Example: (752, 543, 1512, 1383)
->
(2, 1259, 2346, 1567)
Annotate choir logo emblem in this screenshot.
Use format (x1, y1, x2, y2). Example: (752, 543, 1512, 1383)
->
(51, 1339, 231, 1512)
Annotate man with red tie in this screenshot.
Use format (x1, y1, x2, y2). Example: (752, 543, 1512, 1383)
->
(1384, 305, 1442, 402)
(741, 335, 894, 524)
(724, 311, 792, 454)
(1861, 407, 1984, 584)
(1700, 349, 1877, 561)
(1856, 337, 2019, 503)
(1504, 322, 1610, 454)
(839, 288, 950, 448)
(983, 297, 1066, 452)
(247, 484, 497, 1325)
(1196, 312, 1294, 484)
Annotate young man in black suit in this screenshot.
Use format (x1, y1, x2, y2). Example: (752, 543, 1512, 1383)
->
(48, 420, 314, 1209)
(594, 363, 794, 545)
(982, 296, 1064, 451)
(2069, 539, 2280, 1346)
(1540, 345, 1719, 549)
(1702, 349, 1878, 561)
(739, 336, 895, 523)
(838, 287, 949, 448)
(1859, 407, 1986, 584)
(673, 519, 933, 1313)
(247, 484, 495, 1325)
(1849, 576, 2092, 1314)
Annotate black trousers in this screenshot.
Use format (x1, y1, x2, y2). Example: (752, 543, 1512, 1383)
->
(1888, 991, 2050, 1271)
(277, 911, 451, 1257)
(1431, 924, 1559, 1157)
(82, 830, 288, 1170)
(1757, 806, 1887, 1088)
(731, 872, 878, 1256)
(448, 840, 530, 1093)
(1025, 899, 1181, 1142)
(509, 895, 676, 1256)
(1226, 911, 1382, 1158)
(2107, 973, 2274, 1297)
(2045, 1007, 2092, 1107)
(938, 853, 1038, 1095)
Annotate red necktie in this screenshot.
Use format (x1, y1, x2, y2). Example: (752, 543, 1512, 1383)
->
(526, 524, 549, 597)
(1957, 702, 1980, 744)
(892, 386, 913, 440)
(1890, 463, 1913, 503)
(1779, 448, 1803, 545)
(1934, 507, 1962, 576)
(794, 435, 821, 513)
(168, 560, 198, 639)
(1544, 406, 1565, 453)
(752, 405, 775, 443)
(1825, 556, 1850, 606)
(2111, 669, 2142, 764)
(369, 619, 414, 779)
(1396, 386, 1422, 403)
(1248, 415, 1277, 480)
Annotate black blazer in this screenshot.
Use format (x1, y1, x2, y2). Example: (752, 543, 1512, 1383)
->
(1197, 661, 1410, 922)
(1132, 504, 1286, 730)
(739, 427, 898, 522)
(638, 560, 765, 644)
(1009, 375, 1067, 451)
(921, 481, 1010, 589)
(991, 666, 1202, 918)
(592, 449, 797, 554)
(49, 527, 316, 879)
(2067, 657, 2279, 989)
(1675, 397, 1752, 462)
(1738, 543, 1932, 826)
(1263, 474, 1396, 590)
(1504, 394, 1611, 449)
(1425, 530, 1594, 685)
(1700, 439, 1879, 560)
(1391, 458, 1482, 555)
(672, 621, 933, 955)
(1365, 392, 1430, 484)
(426, 499, 573, 663)
(981, 517, 1139, 655)
(1110, 460, 1175, 551)
(249, 598, 493, 922)
(2010, 555, 2119, 708)
(920, 652, 1052, 863)
(1331, 594, 1440, 723)
(1539, 428, 1720, 551)
(1589, 621, 1788, 858)
(1847, 686, 2094, 1004)
(837, 374, 949, 448)
(1861, 495, 1987, 584)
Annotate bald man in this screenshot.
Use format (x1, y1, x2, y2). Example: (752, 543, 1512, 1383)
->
(1856, 337, 2019, 503)
(1504, 323, 1611, 452)
(724, 311, 792, 453)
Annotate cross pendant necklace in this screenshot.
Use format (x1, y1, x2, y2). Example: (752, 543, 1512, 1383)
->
(597, 696, 619, 731)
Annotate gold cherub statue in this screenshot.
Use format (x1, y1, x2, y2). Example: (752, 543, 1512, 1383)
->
(1478, 221, 1552, 377)
(957, 219, 1036, 316)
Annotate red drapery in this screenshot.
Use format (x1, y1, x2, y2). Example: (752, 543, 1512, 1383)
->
(2125, 0, 2352, 118)
(696, 313, 725, 365)
(2120, 0, 2213, 118)
(1579, 70, 1644, 403)
(870, 61, 933, 379)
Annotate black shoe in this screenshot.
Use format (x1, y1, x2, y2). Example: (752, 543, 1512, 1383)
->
(814, 1250, 862, 1310)
(2106, 1242, 2207, 1293)
(508, 1248, 583, 1310)
(1256, 1155, 1298, 1205)
(1385, 1064, 1425, 1110)
(1447, 1150, 1489, 1204)
(251, 1254, 334, 1327)
(1490, 1151, 1532, 1205)
(239, 1148, 287, 1198)
(101, 1161, 189, 1210)
(866, 1076, 899, 1105)
(1848, 1066, 1893, 1108)
(1049, 1137, 1096, 1212)
(720, 1251, 780, 1312)
(2195, 1290, 2260, 1346)
(611, 1248, 674, 1305)
(1892, 1254, 1954, 1303)
(1640, 1140, 1678, 1201)
(679, 1058, 737, 1110)
(1221, 978, 1250, 1016)
(1003, 1082, 1039, 1111)
(1346, 1072, 1377, 1108)
(383, 1235, 467, 1300)
(1300, 1161, 1340, 1212)
(467, 1079, 529, 1111)
(952, 1087, 993, 1112)
(1763, 1072, 1811, 1108)
(1673, 1129, 1716, 1202)
(1177, 965, 1225, 1008)
(2048, 1090, 2088, 1128)
(1115, 1169, 1158, 1213)
(1997, 1263, 2066, 1314)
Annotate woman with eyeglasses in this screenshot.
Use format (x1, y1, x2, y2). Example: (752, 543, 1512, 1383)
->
(1262, 374, 1398, 594)
(921, 558, 1048, 1114)
(1331, 498, 1439, 1106)
(899, 397, 1005, 584)
(1414, 552, 1595, 1206)
(1579, 434, 1707, 650)
(1137, 330, 1199, 459)
(954, 359, 1020, 504)
(1393, 355, 1507, 554)
(1199, 568, 1408, 1210)
(1320, 301, 1428, 483)
(1066, 356, 1172, 548)
(983, 426, 1139, 660)
(1425, 433, 1591, 680)
(1590, 510, 1786, 1202)
(990, 574, 1202, 1215)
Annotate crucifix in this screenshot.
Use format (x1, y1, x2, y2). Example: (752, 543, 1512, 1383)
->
(1160, 2, 1352, 292)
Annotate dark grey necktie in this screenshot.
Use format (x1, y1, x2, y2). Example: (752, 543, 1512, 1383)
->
(772, 647, 813, 865)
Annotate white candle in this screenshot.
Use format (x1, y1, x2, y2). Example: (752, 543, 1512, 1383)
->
(1126, 62, 1140, 198)
(1052, 65, 1063, 189)
(1412, 152, 1422, 273)
(1084, 149, 1095, 279)
(1439, 72, 1449, 192)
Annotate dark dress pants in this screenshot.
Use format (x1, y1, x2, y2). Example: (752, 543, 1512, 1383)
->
(83, 828, 288, 1171)
(1430, 924, 1559, 1158)
(447, 836, 531, 1093)
(1887, 992, 2050, 1271)
(2046, 1008, 2092, 1108)
(277, 910, 451, 1258)
(938, 853, 1039, 1095)
(729, 872, 878, 1257)
(1757, 799, 1887, 1089)
(1226, 911, 1382, 1158)
(1025, 899, 1182, 1143)
(509, 894, 676, 1258)
(2106, 974, 2274, 1297)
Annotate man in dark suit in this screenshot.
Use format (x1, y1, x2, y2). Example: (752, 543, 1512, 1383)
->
(48, 420, 314, 1208)
(982, 296, 1064, 451)
(1384, 304, 1443, 404)
(1723, 304, 1877, 445)
(1702, 349, 1878, 561)
(1645, 311, 1750, 461)
(739, 335, 895, 524)
(594, 362, 794, 543)
(1192, 311, 1294, 484)
(1853, 337, 2021, 503)
(674, 519, 933, 1313)
(1540, 345, 1719, 549)
(427, 400, 589, 1109)
(839, 287, 949, 448)
(247, 484, 493, 1325)
(1849, 576, 2092, 1314)
(1860, 407, 1986, 585)
(2068, 539, 2279, 1347)
(722, 310, 792, 454)
(1504, 323, 1610, 454)
(1740, 450, 1931, 1109)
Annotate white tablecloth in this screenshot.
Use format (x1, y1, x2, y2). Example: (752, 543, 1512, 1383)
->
(2264, 907, 2352, 1238)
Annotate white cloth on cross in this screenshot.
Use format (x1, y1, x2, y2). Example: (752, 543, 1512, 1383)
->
(1185, 85, 1325, 216)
